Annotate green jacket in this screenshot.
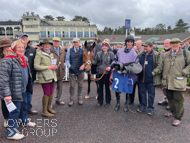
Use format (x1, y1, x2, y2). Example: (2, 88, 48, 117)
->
(138, 50, 163, 85)
(34, 50, 57, 84)
(162, 48, 190, 91)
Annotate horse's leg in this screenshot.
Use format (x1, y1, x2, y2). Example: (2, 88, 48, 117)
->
(85, 74, 91, 99)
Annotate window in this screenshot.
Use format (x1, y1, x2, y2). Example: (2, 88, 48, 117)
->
(55, 31, 61, 37)
(90, 32, 95, 37)
(70, 31, 76, 37)
(49, 31, 54, 37)
(63, 41, 70, 46)
(40, 31, 46, 37)
(26, 32, 39, 35)
(77, 32, 83, 37)
(64, 31, 69, 37)
(34, 18, 38, 21)
(24, 25, 39, 28)
(84, 31, 89, 37)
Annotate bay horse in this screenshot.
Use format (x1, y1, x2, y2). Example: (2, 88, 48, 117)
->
(83, 41, 99, 99)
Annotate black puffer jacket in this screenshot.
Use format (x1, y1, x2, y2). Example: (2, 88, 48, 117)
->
(25, 44, 36, 81)
(0, 57, 33, 101)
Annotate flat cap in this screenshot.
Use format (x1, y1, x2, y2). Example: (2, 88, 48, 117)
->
(142, 41, 153, 47)
(52, 37, 61, 42)
(73, 37, 80, 42)
(170, 38, 181, 43)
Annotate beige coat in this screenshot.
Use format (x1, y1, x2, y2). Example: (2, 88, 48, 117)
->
(162, 48, 190, 91)
(34, 50, 57, 83)
(50, 46, 66, 80)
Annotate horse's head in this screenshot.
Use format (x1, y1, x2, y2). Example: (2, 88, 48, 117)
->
(83, 41, 96, 72)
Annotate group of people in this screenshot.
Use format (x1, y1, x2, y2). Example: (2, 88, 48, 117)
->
(0, 32, 190, 140)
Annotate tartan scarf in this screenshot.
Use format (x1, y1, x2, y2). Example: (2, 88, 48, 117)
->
(4, 42, 28, 68)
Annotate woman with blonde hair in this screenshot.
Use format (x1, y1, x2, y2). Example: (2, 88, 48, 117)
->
(0, 39, 36, 140)
(34, 39, 57, 117)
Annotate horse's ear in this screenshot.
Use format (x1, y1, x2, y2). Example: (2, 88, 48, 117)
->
(84, 41, 87, 48)
(93, 42, 96, 48)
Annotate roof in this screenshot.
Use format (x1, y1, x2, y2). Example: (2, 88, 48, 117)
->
(98, 32, 190, 44)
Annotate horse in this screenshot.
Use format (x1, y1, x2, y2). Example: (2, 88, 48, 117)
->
(83, 41, 99, 99)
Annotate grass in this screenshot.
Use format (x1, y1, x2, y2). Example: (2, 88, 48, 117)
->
(158, 48, 164, 51)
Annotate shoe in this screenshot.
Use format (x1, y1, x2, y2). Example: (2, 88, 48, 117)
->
(28, 109, 38, 115)
(165, 112, 173, 117)
(4, 119, 8, 128)
(42, 95, 54, 117)
(137, 108, 146, 113)
(97, 103, 102, 107)
(166, 106, 169, 110)
(7, 133, 25, 140)
(147, 110, 154, 116)
(48, 94, 56, 114)
(96, 95, 98, 100)
(68, 100, 74, 106)
(172, 119, 181, 126)
(26, 121, 36, 127)
(123, 101, 129, 112)
(85, 94, 90, 99)
(56, 100, 65, 105)
(78, 99, 83, 105)
(114, 102, 120, 111)
(105, 103, 110, 108)
(158, 101, 168, 106)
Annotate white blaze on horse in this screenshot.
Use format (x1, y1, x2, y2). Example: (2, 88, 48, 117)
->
(83, 41, 99, 99)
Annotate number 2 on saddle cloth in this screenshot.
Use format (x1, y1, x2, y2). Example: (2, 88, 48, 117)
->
(112, 69, 137, 94)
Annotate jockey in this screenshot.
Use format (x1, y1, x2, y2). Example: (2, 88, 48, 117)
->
(111, 35, 138, 112)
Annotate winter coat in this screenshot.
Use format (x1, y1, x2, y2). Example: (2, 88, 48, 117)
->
(162, 48, 190, 91)
(34, 50, 57, 84)
(50, 46, 66, 80)
(0, 57, 33, 101)
(138, 50, 163, 85)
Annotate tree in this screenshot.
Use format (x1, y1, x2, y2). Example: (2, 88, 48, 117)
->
(175, 19, 189, 33)
(72, 15, 90, 23)
(44, 15, 54, 21)
(56, 16, 65, 21)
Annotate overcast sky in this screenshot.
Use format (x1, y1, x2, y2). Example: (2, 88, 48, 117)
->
(1, 0, 190, 30)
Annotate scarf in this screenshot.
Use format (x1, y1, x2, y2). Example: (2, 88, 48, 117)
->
(4, 42, 28, 68)
(42, 47, 50, 55)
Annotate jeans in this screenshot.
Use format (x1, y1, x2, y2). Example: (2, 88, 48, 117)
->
(27, 82, 34, 111)
(7, 92, 29, 137)
(1, 100, 9, 119)
(139, 81, 155, 111)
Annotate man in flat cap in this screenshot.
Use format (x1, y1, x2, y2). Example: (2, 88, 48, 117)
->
(66, 37, 85, 106)
(137, 41, 162, 116)
(50, 37, 66, 105)
(162, 38, 190, 126)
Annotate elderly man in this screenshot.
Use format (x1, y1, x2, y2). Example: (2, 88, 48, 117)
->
(184, 41, 190, 51)
(162, 38, 190, 126)
(19, 33, 38, 115)
(120, 43, 124, 48)
(66, 38, 85, 106)
(50, 37, 66, 105)
(137, 41, 162, 116)
(158, 39, 171, 107)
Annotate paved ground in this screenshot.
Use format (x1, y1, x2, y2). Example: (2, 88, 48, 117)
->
(0, 81, 190, 143)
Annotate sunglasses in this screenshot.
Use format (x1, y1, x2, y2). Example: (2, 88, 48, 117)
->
(102, 43, 109, 47)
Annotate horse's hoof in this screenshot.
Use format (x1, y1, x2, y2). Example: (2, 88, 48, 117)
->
(85, 95, 90, 99)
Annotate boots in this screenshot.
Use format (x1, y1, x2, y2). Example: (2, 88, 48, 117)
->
(42, 95, 54, 117)
(114, 92, 120, 111)
(48, 94, 56, 114)
(123, 94, 129, 112)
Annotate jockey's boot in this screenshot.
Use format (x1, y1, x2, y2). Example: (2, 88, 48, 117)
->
(114, 92, 120, 111)
(123, 94, 129, 112)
